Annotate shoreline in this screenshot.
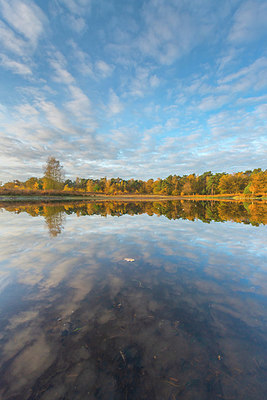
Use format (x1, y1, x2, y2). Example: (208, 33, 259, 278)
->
(0, 193, 265, 203)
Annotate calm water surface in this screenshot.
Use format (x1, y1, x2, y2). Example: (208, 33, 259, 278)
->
(0, 200, 266, 400)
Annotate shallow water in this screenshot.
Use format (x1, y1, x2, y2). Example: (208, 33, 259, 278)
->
(0, 201, 266, 400)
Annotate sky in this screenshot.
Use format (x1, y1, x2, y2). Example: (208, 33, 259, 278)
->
(0, 0, 266, 182)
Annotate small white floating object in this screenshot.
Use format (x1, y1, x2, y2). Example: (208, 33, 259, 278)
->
(124, 258, 135, 262)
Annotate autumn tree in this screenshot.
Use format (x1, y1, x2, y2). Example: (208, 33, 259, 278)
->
(181, 174, 198, 195)
(143, 179, 153, 194)
(153, 178, 162, 194)
(248, 170, 267, 195)
(86, 179, 94, 192)
(198, 171, 212, 195)
(43, 157, 65, 190)
(218, 173, 249, 194)
(25, 177, 41, 190)
(206, 173, 224, 195)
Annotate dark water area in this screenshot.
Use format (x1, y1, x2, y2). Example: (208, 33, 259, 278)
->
(0, 200, 266, 400)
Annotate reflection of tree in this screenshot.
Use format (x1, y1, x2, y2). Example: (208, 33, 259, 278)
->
(43, 206, 66, 237)
(0, 200, 266, 232)
(217, 202, 250, 224)
(248, 203, 267, 225)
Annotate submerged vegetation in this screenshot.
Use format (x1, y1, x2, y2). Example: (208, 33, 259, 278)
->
(1, 158, 266, 197)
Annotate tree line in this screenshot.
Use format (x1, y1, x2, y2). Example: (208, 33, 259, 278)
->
(1, 157, 266, 196)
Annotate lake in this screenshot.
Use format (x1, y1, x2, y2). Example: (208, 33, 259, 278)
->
(0, 200, 266, 400)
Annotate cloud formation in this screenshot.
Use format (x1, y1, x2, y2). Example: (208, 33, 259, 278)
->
(228, 0, 267, 44)
(0, 0, 266, 182)
(0, 0, 46, 46)
(0, 53, 32, 76)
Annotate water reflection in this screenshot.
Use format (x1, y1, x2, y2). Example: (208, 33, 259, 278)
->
(43, 205, 66, 237)
(0, 199, 266, 237)
(0, 201, 266, 399)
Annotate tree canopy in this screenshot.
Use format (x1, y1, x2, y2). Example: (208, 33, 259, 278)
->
(43, 157, 65, 190)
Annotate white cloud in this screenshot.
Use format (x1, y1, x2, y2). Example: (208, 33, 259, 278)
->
(0, 53, 32, 76)
(49, 58, 75, 85)
(65, 85, 93, 122)
(39, 100, 71, 133)
(95, 60, 114, 78)
(228, 0, 267, 44)
(15, 103, 39, 117)
(150, 75, 160, 88)
(127, 67, 160, 97)
(255, 103, 267, 121)
(68, 40, 93, 76)
(207, 105, 267, 143)
(66, 14, 86, 33)
(198, 95, 230, 112)
(58, 0, 92, 16)
(107, 89, 123, 115)
(165, 118, 179, 130)
(170, 56, 267, 116)
(137, 0, 217, 65)
(109, 126, 139, 150)
(216, 48, 240, 72)
(218, 57, 267, 85)
(0, 103, 7, 119)
(216, 57, 267, 96)
(53, 0, 91, 32)
(129, 68, 149, 97)
(0, 20, 28, 56)
(0, 0, 46, 48)
(236, 95, 267, 106)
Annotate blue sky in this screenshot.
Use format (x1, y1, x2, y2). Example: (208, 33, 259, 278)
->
(0, 0, 266, 182)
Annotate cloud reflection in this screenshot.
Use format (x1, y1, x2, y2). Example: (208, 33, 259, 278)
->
(0, 201, 266, 399)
